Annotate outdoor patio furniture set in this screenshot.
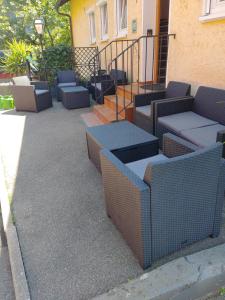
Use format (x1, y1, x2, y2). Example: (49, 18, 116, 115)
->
(86, 83, 225, 269)
(11, 70, 90, 112)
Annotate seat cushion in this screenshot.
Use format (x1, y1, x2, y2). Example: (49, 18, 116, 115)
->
(58, 82, 77, 88)
(136, 105, 151, 117)
(180, 124, 225, 148)
(35, 89, 49, 95)
(158, 111, 218, 133)
(91, 83, 102, 91)
(126, 154, 169, 179)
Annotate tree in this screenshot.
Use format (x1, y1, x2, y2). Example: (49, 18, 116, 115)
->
(0, 0, 71, 49)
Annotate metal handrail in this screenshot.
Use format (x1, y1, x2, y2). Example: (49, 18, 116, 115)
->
(109, 33, 176, 120)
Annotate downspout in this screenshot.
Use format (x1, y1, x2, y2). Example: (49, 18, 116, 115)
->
(56, 4, 74, 47)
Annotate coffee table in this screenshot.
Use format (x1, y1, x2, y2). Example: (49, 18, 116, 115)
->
(60, 86, 90, 109)
(86, 121, 159, 172)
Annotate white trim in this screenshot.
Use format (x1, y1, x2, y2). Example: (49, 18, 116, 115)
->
(200, 0, 225, 22)
(86, 6, 95, 15)
(115, 0, 128, 36)
(87, 11, 96, 44)
(96, 0, 107, 7)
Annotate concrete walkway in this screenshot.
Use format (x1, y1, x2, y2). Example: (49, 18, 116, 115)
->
(0, 215, 15, 300)
(0, 102, 224, 300)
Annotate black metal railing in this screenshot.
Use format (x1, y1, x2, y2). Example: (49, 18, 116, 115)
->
(88, 40, 136, 104)
(109, 33, 176, 120)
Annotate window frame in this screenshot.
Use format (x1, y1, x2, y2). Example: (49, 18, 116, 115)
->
(87, 8, 96, 44)
(200, 0, 225, 22)
(116, 0, 128, 37)
(97, 0, 109, 41)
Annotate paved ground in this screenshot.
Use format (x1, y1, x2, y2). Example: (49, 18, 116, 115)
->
(0, 215, 15, 300)
(0, 102, 224, 300)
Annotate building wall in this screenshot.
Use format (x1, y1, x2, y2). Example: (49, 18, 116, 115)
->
(167, 0, 225, 94)
(70, 0, 143, 49)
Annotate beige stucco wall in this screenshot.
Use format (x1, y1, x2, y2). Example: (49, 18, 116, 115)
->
(167, 0, 225, 94)
(71, 0, 143, 49)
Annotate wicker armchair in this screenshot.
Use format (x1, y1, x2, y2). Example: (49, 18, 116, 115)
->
(100, 133, 225, 269)
(133, 81, 191, 134)
(89, 69, 127, 104)
(11, 76, 52, 112)
(56, 70, 80, 101)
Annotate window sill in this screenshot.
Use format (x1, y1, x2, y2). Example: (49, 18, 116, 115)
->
(90, 40, 96, 45)
(199, 12, 225, 23)
(113, 30, 128, 40)
(101, 35, 109, 42)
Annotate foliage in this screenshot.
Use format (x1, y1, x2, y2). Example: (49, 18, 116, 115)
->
(0, 0, 71, 49)
(1, 39, 32, 75)
(220, 287, 225, 296)
(39, 44, 74, 84)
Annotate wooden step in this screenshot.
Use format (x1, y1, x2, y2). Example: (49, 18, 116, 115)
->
(93, 105, 124, 123)
(104, 95, 133, 117)
(80, 112, 104, 127)
(116, 85, 137, 100)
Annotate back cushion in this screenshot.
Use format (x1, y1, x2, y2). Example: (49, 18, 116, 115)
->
(193, 86, 225, 125)
(57, 70, 76, 83)
(166, 81, 191, 98)
(110, 69, 126, 81)
(13, 76, 30, 86)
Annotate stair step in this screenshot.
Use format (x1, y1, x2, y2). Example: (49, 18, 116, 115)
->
(104, 95, 133, 116)
(80, 112, 104, 127)
(93, 105, 124, 123)
(116, 85, 135, 101)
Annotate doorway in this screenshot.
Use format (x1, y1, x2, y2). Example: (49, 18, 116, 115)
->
(155, 0, 170, 84)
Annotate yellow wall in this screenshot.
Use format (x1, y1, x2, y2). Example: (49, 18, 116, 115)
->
(71, 0, 143, 49)
(167, 0, 225, 93)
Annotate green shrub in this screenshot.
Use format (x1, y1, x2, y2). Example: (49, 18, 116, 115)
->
(38, 44, 74, 85)
(0, 95, 14, 110)
(0, 40, 32, 75)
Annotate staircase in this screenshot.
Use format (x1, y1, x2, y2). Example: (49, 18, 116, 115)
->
(81, 85, 134, 126)
(158, 19, 169, 84)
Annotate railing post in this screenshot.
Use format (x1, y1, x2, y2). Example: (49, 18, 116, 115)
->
(115, 59, 119, 121)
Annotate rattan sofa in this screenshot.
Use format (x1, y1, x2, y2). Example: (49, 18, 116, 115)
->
(154, 86, 225, 157)
(133, 81, 191, 134)
(11, 76, 52, 112)
(100, 133, 225, 269)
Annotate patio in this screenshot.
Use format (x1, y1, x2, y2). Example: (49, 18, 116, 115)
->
(0, 101, 225, 299)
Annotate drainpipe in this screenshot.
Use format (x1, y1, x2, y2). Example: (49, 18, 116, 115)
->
(56, 5, 74, 47)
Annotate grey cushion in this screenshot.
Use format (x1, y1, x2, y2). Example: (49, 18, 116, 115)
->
(126, 154, 168, 179)
(57, 71, 76, 83)
(180, 124, 225, 148)
(136, 105, 151, 117)
(158, 111, 218, 133)
(35, 89, 49, 95)
(58, 82, 77, 88)
(91, 83, 102, 90)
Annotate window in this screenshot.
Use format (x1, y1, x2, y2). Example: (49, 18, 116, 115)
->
(200, 0, 225, 21)
(88, 11, 96, 44)
(98, 1, 108, 40)
(116, 0, 127, 36)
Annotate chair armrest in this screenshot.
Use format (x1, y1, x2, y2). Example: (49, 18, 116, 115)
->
(217, 130, 225, 158)
(162, 133, 199, 158)
(31, 81, 49, 90)
(134, 91, 166, 107)
(100, 148, 151, 269)
(154, 96, 194, 118)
